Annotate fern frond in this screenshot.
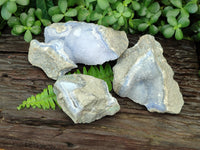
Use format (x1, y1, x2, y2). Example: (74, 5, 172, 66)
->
(17, 85, 59, 110)
(71, 63, 114, 91)
(17, 64, 114, 110)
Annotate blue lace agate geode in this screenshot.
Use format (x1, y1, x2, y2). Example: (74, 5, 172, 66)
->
(44, 21, 128, 65)
(113, 35, 184, 114)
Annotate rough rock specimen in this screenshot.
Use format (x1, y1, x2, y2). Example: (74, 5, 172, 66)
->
(45, 21, 129, 65)
(28, 40, 77, 80)
(113, 34, 184, 114)
(54, 74, 120, 123)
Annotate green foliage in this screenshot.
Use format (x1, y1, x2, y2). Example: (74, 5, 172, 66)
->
(8, 8, 42, 42)
(45, 0, 199, 41)
(36, 0, 54, 20)
(0, 0, 30, 20)
(17, 64, 114, 110)
(70, 63, 114, 91)
(0, 0, 200, 41)
(17, 85, 59, 110)
(49, 0, 77, 22)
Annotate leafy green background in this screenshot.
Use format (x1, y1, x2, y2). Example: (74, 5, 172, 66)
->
(0, 0, 200, 42)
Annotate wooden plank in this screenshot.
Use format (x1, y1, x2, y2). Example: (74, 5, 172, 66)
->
(0, 32, 200, 149)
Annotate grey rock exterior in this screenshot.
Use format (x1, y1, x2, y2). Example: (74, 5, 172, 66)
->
(54, 74, 120, 123)
(113, 34, 184, 114)
(28, 40, 77, 80)
(44, 21, 129, 65)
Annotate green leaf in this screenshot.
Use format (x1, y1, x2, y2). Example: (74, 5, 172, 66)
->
(175, 28, 183, 40)
(105, 63, 113, 77)
(78, 8, 89, 21)
(161, 0, 171, 5)
(28, 8, 35, 16)
(114, 12, 121, 18)
(13, 25, 25, 35)
(30, 25, 41, 35)
(148, 2, 160, 13)
(149, 25, 158, 35)
(102, 15, 117, 25)
(58, 0, 68, 13)
(129, 19, 143, 29)
(41, 19, 51, 26)
(106, 79, 112, 91)
(137, 6, 147, 16)
(48, 6, 61, 16)
(108, 0, 117, 3)
(83, 66, 87, 74)
(35, 8, 42, 20)
(11, 29, 19, 36)
(65, 8, 77, 17)
(48, 97, 56, 110)
(26, 16, 35, 27)
(166, 9, 180, 17)
(24, 30, 32, 42)
(6, 1, 17, 13)
(144, 0, 152, 7)
(163, 6, 173, 16)
(20, 13, 28, 26)
(132, 1, 140, 11)
(0, 0, 6, 6)
(167, 16, 178, 26)
(7, 16, 20, 28)
(180, 8, 189, 18)
(88, 66, 97, 77)
(86, 0, 96, 3)
(16, 0, 30, 6)
(34, 20, 41, 26)
(36, 0, 51, 19)
(90, 11, 102, 21)
(116, 3, 124, 13)
(184, 2, 198, 14)
(138, 23, 149, 31)
(99, 65, 104, 75)
(112, 23, 121, 30)
(178, 16, 190, 28)
(123, 10, 132, 18)
(146, 11, 153, 18)
(64, 16, 73, 22)
(118, 16, 125, 26)
(1, 4, 12, 20)
(163, 26, 175, 38)
(123, 0, 132, 6)
(169, 0, 182, 8)
(52, 14, 64, 22)
(150, 10, 161, 24)
(97, 0, 110, 10)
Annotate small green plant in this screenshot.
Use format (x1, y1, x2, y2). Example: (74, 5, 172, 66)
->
(17, 85, 59, 110)
(162, 16, 190, 40)
(17, 64, 114, 110)
(35, 8, 51, 26)
(49, 0, 77, 22)
(1, 0, 200, 42)
(0, 0, 30, 20)
(8, 8, 44, 42)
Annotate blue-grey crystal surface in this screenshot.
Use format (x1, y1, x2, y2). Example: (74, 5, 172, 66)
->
(44, 21, 128, 65)
(113, 34, 184, 114)
(119, 50, 166, 112)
